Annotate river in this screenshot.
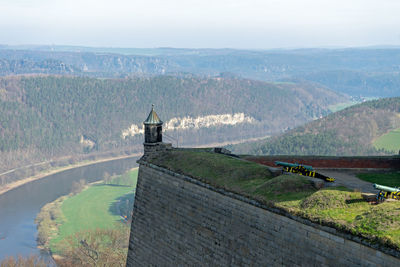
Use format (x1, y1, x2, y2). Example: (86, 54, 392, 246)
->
(0, 156, 138, 261)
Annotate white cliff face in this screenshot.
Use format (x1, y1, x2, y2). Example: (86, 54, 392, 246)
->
(80, 135, 96, 149)
(122, 124, 144, 139)
(121, 113, 255, 139)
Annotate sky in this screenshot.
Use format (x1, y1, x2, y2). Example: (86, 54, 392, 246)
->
(0, 0, 400, 49)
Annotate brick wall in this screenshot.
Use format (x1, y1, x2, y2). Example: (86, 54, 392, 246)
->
(245, 155, 400, 169)
(126, 162, 400, 266)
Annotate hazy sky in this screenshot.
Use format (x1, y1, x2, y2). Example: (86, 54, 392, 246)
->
(1, 0, 400, 48)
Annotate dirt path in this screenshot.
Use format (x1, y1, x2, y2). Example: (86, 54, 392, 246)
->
(316, 170, 379, 193)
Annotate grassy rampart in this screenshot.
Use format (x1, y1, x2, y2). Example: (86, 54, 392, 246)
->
(149, 149, 400, 251)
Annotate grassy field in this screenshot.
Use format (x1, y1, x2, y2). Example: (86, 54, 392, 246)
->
(149, 149, 400, 250)
(357, 172, 400, 188)
(373, 127, 400, 153)
(328, 101, 358, 113)
(48, 168, 138, 253)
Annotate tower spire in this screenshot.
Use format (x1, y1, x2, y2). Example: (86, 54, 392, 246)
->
(144, 104, 162, 126)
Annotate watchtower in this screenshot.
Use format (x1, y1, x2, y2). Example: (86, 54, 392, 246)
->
(143, 105, 171, 157)
(144, 104, 163, 143)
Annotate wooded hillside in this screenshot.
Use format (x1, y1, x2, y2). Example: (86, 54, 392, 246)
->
(230, 97, 400, 156)
(0, 75, 345, 172)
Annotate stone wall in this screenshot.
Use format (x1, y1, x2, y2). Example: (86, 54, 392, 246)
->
(142, 142, 172, 160)
(127, 162, 400, 266)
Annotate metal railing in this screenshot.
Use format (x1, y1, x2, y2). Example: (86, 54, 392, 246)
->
(163, 132, 178, 147)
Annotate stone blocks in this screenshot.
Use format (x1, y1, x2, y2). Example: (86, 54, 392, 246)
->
(126, 163, 400, 266)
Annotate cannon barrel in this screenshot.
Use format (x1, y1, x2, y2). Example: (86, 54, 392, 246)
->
(373, 184, 400, 192)
(274, 161, 313, 171)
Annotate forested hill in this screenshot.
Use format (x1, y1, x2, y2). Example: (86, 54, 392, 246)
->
(229, 97, 400, 156)
(0, 75, 346, 172)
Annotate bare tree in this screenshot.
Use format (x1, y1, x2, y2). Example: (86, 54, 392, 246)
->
(56, 226, 129, 267)
(103, 172, 112, 184)
(71, 179, 87, 195)
(0, 255, 47, 267)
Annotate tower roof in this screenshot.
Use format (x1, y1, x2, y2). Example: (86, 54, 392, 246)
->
(144, 104, 163, 125)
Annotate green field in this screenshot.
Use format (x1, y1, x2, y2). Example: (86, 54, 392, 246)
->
(328, 101, 358, 113)
(49, 168, 138, 252)
(357, 172, 400, 188)
(373, 127, 400, 153)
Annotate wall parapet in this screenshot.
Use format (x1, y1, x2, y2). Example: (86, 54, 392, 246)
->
(245, 155, 400, 169)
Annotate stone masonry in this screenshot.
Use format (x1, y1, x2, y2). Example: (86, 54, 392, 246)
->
(126, 162, 400, 266)
(142, 142, 172, 161)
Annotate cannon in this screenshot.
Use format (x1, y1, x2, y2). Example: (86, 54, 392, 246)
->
(373, 184, 400, 192)
(275, 161, 335, 182)
(275, 161, 313, 171)
(373, 183, 400, 202)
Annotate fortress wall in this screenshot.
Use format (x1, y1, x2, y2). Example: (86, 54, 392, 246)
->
(245, 155, 400, 169)
(127, 162, 400, 266)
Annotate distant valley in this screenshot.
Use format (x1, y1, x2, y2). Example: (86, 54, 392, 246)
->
(1, 46, 400, 97)
(1, 45, 399, 177)
(0, 46, 399, 265)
